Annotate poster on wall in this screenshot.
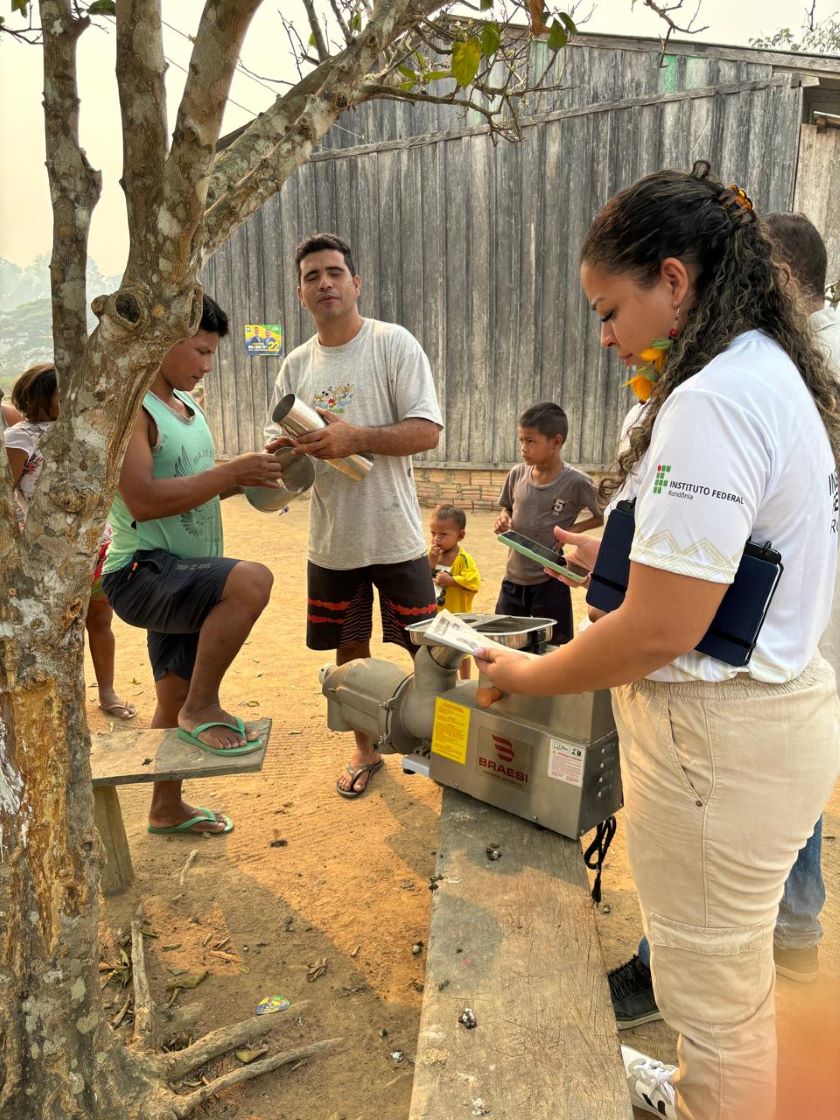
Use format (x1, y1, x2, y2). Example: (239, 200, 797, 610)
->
(244, 324, 283, 357)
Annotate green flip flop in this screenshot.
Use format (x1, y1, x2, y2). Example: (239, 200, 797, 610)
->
(148, 808, 234, 835)
(176, 717, 264, 756)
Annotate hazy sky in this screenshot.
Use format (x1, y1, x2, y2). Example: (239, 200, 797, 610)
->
(1, 0, 836, 276)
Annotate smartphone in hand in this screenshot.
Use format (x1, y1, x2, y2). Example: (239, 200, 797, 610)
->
(497, 530, 590, 584)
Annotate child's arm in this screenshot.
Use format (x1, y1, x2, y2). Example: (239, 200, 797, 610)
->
(5, 446, 28, 488)
(494, 470, 514, 533)
(572, 512, 604, 534)
(568, 473, 604, 534)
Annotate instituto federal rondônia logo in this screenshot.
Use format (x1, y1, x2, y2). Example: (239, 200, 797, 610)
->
(653, 464, 671, 495)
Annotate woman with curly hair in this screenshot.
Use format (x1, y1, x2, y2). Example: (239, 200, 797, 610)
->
(476, 163, 840, 1119)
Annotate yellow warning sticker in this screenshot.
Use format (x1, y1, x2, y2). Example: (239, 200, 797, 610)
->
(431, 697, 471, 765)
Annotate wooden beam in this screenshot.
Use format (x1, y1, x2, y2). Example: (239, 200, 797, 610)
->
(409, 789, 631, 1120)
(89, 718, 271, 786)
(309, 74, 818, 164)
(93, 786, 134, 896)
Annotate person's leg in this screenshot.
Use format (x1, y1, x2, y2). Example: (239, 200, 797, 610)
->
(304, 561, 381, 795)
(147, 666, 228, 833)
(178, 560, 273, 747)
(528, 577, 573, 645)
(613, 662, 839, 1120)
(85, 595, 136, 719)
(495, 579, 527, 618)
(773, 816, 824, 982)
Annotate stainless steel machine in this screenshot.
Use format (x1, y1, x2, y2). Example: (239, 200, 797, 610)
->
(320, 613, 623, 839)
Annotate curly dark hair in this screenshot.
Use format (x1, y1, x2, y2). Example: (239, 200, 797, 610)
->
(581, 161, 840, 502)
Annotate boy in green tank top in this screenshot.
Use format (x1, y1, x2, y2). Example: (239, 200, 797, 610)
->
(103, 297, 287, 835)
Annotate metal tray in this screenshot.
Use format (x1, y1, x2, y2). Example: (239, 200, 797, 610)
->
(407, 613, 555, 650)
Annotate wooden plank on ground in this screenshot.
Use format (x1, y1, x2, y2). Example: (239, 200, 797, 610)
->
(409, 788, 631, 1120)
(90, 718, 271, 786)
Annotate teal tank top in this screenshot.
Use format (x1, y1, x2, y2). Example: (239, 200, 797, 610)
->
(103, 390, 223, 573)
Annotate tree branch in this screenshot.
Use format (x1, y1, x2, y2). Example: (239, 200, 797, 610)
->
(117, 0, 168, 280)
(302, 0, 329, 60)
(168, 1038, 343, 1117)
(328, 0, 354, 45)
(158, 0, 265, 292)
(38, 0, 102, 375)
(131, 908, 156, 1051)
(202, 0, 445, 257)
(162, 1001, 311, 1080)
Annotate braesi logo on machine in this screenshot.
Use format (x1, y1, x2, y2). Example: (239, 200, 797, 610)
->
(476, 729, 530, 787)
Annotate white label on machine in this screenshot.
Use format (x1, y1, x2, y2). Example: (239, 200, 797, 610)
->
(548, 739, 584, 787)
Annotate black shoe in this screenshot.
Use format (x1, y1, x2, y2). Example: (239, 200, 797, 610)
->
(774, 944, 819, 983)
(608, 954, 663, 1030)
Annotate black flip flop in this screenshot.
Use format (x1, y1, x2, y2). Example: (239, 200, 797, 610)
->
(336, 758, 385, 799)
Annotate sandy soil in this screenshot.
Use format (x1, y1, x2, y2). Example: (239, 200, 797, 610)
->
(87, 498, 840, 1120)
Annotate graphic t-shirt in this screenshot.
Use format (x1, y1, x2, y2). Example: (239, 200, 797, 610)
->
(104, 390, 222, 573)
(611, 330, 837, 683)
(265, 318, 443, 570)
(435, 547, 481, 614)
(499, 462, 601, 585)
(3, 419, 53, 526)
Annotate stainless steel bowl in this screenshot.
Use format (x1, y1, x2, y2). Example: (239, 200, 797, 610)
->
(244, 446, 315, 513)
(407, 613, 555, 650)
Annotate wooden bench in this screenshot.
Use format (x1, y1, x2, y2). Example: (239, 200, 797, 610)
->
(409, 788, 632, 1120)
(90, 718, 271, 896)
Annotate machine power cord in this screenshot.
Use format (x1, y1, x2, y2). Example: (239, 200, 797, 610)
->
(583, 815, 617, 904)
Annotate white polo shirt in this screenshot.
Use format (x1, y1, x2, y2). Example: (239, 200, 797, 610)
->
(614, 330, 838, 683)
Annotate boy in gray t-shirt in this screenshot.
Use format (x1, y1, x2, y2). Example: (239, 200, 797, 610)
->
(494, 402, 602, 644)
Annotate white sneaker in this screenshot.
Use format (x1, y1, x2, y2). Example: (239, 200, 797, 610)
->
(621, 1045, 677, 1119)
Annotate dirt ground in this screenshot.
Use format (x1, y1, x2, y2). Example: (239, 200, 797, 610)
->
(87, 498, 840, 1120)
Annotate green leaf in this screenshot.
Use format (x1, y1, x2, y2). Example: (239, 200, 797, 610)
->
(480, 0, 493, 8)
(349, 11, 362, 32)
(547, 20, 568, 51)
(397, 63, 416, 80)
(88, 0, 117, 14)
(451, 36, 482, 88)
(12, 0, 29, 15)
(560, 12, 577, 35)
(400, 78, 418, 91)
(481, 22, 501, 58)
(425, 69, 452, 82)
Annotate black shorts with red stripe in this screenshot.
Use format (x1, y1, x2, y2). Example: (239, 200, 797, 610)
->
(306, 556, 437, 652)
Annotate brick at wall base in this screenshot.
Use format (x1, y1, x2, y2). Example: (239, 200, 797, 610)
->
(414, 466, 509, 511)
(414, 466, 608, 511)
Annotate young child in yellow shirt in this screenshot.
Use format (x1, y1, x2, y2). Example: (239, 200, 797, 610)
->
(429, 504, 481, 679)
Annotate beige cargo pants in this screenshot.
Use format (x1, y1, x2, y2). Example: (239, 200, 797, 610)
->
(612, 656, 840, 1120)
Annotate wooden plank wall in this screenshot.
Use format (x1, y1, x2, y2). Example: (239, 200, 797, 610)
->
(204, 43, 804, 468)
(794, 124, 840, 298)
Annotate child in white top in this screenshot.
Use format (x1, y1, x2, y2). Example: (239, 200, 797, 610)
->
(4, 363, 136, 720)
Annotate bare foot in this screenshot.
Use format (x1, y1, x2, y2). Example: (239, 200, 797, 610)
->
(178, 703, 260, 751)
(148, 801, 229, 834)
(336, 746, 383, 795)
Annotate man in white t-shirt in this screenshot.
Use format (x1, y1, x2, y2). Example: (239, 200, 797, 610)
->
(265, 233, 443, 798)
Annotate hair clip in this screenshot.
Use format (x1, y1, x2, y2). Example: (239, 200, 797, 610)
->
(726, 184, 754, 212)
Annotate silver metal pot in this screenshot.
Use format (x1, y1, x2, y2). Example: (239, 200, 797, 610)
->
(271, 394, 373, 481)
(244, 446, 316, 513)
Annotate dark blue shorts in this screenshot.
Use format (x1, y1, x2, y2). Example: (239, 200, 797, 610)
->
(103, 549, 239, 682)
